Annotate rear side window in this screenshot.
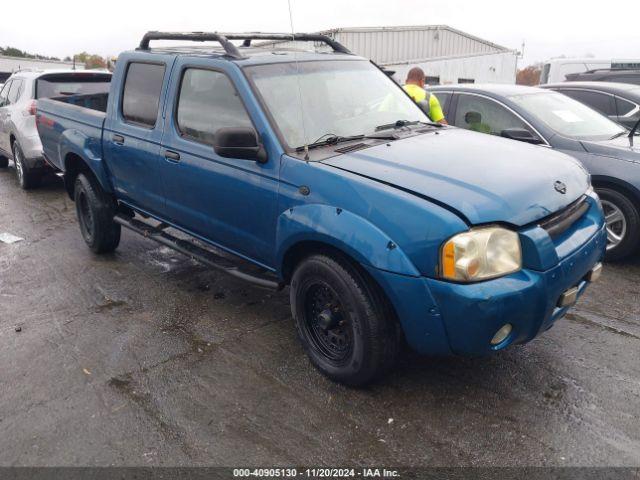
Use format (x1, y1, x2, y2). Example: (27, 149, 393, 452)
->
(560, 89, 616, 116)
(122, 62, 165, 128)
(0, 80, 12, 105)
(176, 68, 252, 145)
(615, 96, 638, 117)
(7, 79, 24, 104)
(36, 73, 111, 99)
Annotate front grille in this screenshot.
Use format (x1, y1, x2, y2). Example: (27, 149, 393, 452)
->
(539, 195, 589, 238)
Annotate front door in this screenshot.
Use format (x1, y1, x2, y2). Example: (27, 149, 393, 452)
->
(160, 60, 280, 267)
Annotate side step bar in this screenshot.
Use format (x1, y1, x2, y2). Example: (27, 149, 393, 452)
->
(113, 214, 281, 290)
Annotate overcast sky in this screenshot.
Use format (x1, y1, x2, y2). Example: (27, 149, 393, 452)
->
(2, 0, 638, 66)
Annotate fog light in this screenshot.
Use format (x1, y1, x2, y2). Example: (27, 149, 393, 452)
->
(586, 262, 603, 283)
(491, 323, 513, 346)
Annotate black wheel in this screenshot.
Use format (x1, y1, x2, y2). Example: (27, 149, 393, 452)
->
(597, 187, 640, 261)
(12, 143, 41, 190)
(0, 156, 8, 168)
(290, 254, 400, 386)
(74, 173, 121, 253)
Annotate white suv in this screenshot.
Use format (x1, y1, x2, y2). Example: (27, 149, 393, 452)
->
(0, 70, 111, 189)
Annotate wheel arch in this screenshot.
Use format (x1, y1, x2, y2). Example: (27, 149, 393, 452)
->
(592, 175, 640, 210)
(62, 150, 113, 200)
(276, 204, 421, 282)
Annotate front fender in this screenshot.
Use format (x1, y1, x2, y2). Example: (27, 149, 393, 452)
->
(275, 203, 420, 277)
(59, 129, 113, 193)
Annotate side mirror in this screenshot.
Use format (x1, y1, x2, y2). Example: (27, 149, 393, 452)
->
(501, 128, 543, 145)
(213, 127, 267, 163)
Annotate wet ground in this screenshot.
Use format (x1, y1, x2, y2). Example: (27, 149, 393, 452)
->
(0, 166, 639, 467)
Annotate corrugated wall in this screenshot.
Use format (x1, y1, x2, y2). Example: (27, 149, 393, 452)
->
(331, 26, 507, 65)
(263, 26, 513, 65)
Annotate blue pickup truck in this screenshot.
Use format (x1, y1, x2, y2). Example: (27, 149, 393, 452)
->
(36, 32, 606, 385)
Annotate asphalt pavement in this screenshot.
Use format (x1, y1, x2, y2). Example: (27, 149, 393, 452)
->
(0, 166, 639, 467)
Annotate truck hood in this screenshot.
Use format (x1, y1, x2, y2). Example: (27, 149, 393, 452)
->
(580, 136, 640, 163)
(322, 128, 589, 226)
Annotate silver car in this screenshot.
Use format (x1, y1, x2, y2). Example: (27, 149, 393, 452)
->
(0, 69, 111, 189)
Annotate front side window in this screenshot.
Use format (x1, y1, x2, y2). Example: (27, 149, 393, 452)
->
(176, 69, 252, 145)
(244, 60, 429, 149)
(122, 62, 165, 128)
(510, 91, 625, 141)
(431, 91, 452, 117)
(454, 94, 531, 135)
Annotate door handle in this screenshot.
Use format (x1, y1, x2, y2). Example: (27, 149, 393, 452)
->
(164, 150, 181, 162)
(112, 134, 125, 145)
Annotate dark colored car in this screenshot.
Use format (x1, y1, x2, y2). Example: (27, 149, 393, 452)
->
(428, 84, 640, 260)
(540, 82, 640, 129)
(565, 69, 640, 85)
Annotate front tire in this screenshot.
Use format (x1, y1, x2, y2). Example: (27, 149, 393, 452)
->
(12, 143, 41, 190)
(597, 187, 640, 261)
(290, 254, 400, 386)
(74, 173, 121, 253)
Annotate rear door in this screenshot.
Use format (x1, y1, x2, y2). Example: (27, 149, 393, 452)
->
(104, 53, 175, 216)
(159, 57, 280, 267)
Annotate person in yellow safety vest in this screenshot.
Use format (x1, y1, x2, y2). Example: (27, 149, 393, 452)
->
(403, 67, 448, 125)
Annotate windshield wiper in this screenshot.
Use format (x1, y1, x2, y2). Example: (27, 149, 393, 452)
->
(375, 119, 441, 132)
(610, 130, 627, 140)
(296, 133, 398, 153)
(296, 135, 365, 152)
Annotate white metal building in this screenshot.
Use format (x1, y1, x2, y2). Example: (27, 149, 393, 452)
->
(269, 25, 518, 85)
(0, 56, 81, 83)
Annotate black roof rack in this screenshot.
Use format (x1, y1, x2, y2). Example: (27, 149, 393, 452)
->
(221, 33, 352, 54)
(138, 32, 243, 58)
(137, 31, 352, 58)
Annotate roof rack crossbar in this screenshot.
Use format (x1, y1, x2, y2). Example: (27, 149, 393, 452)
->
(137, 31, 352, 57)
(138, 31, 244, 59)
(220, 33, 352, 54)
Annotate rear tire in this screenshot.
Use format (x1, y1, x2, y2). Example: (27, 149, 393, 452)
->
(74, 173, 121, 253)
(290, 253, 400, 387)
(0, 156, 8, 168)
(597, 187, 640, 261)
(12, 143, 41, 190)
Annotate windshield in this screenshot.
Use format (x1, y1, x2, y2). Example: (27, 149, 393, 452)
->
(509, 91, 625, 141)
(244, 60, 429, 149)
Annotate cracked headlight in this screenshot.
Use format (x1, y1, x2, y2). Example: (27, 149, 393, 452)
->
(440, 227, 522, 282)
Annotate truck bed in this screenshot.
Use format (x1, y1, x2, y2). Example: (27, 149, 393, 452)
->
(36, 96, 107, 172)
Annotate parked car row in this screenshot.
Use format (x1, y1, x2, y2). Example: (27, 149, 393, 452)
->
(0, 32, 607, 386)
(428, 83, 640, 260)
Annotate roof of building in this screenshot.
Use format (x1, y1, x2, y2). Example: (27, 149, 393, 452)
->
(321, 25, 513, 53)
